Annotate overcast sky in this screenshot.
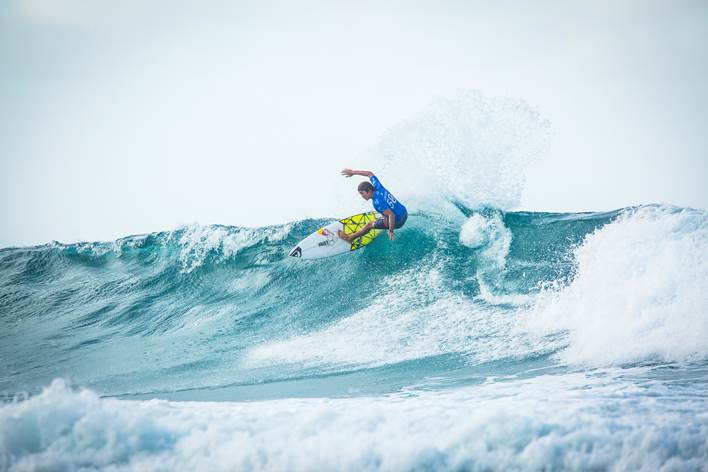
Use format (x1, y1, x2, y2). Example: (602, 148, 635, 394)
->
(1, 0, 707, 247)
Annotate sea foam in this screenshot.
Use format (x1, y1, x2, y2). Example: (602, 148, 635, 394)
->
(529, 205, 708, 366)
(1, 375, 706, 472)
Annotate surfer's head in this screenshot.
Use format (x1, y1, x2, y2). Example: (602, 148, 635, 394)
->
(357, 182, 374, 200)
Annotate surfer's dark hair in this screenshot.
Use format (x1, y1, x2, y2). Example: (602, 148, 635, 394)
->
(358, 182, 374, 193)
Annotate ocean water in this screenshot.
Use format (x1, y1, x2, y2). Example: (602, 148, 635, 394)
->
(1, 204, 707, 471)
(1, 94, 707, 471)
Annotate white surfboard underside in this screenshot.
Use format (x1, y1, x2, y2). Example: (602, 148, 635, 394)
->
(289, 213, 381, 260)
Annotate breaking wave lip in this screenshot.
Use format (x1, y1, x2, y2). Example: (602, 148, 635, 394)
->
(526, 204, 708, 367)
(1, 372, 706, 472)
(172, 223, 293, 273)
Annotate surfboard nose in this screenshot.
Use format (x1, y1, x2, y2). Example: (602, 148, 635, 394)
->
(289, 247, 302, 257)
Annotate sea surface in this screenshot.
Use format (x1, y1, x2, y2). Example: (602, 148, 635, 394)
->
(1, 204, 707, 471)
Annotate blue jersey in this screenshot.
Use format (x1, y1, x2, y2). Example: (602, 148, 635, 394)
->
(370, 175, 407, 218)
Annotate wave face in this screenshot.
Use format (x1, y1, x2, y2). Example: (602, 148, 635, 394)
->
(0, 207, 619, 397)
(1, 204, 707, 471)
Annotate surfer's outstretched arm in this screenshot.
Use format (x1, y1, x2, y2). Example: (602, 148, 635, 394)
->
(341, 169, 373, 178)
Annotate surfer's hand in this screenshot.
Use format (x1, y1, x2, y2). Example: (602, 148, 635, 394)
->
(388, 230, 395, 241)
(341, 168, 354, 177)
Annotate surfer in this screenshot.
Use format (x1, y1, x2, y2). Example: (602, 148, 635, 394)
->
(338, 169, 408, 242)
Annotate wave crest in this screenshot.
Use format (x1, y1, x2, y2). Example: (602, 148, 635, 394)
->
(530, 205, 708, 366)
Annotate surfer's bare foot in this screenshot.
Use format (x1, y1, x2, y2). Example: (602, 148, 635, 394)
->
(338, 230, 351, 242)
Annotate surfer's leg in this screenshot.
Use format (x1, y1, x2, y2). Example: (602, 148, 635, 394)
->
(338, 221, 374, 241)
(340, 216, 393, 241)
(394, 212, 407, 229)
(373, 217, 389, 230)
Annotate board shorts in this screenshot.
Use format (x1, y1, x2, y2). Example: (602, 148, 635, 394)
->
(373, 211, 407, 230)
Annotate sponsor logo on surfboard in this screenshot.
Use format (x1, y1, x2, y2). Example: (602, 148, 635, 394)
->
(289, 247, 302, 257)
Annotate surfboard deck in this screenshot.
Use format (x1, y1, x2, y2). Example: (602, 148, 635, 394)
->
(289, 212, 382, 259)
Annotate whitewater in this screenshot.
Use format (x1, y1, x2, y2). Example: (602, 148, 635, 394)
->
(1, 94, 707, 471)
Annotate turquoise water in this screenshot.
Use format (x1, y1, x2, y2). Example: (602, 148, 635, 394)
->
(1, 204, 707, 471)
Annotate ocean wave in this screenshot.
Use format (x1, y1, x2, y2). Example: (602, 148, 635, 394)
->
(2, 205, 706, 399)
(528, 205, 708, 366)
(2, 374, 706, 472)
(173, 223, 293, 273)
